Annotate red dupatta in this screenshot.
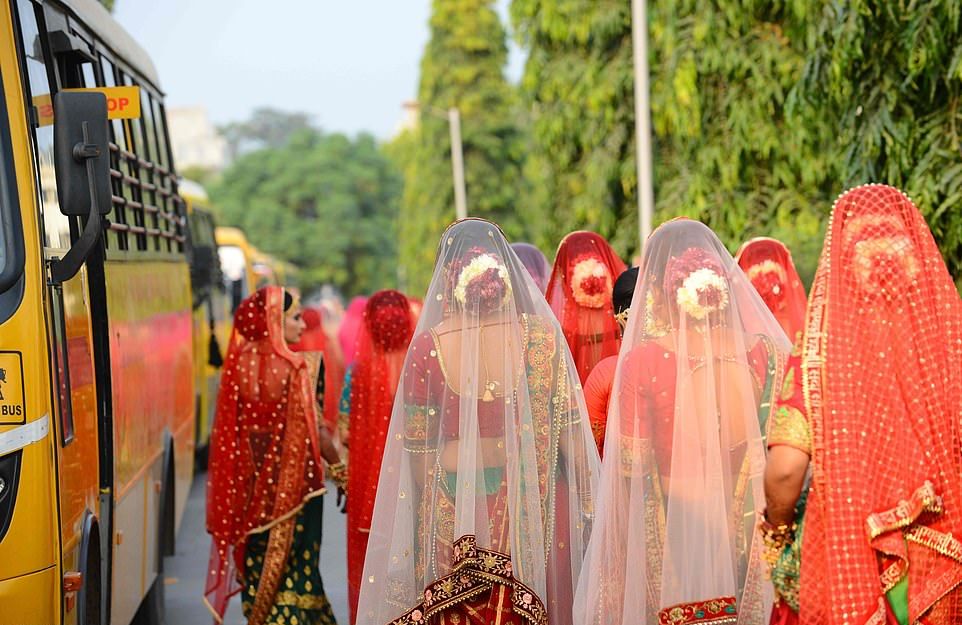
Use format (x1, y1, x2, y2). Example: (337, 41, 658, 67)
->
(292, 307, 345, 434)
(799, 185, 962, 624)
(204, 287, 324, 621)
(546, 231, 626, 384)
(735, 237, 807, 342)
(339, 296, 368, 366)
(346, 289, 416, 620)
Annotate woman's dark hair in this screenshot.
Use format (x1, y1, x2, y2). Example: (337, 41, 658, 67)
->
(612, 267, 638, 314)
(283, 289, 294, 311)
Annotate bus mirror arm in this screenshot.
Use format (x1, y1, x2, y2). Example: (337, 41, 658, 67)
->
(50, 121, 103, 285)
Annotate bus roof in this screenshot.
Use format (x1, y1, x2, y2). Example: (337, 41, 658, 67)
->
(179, 179, 210, 212)
(215, 227, 251, 249)
(59, 0, 161, 90)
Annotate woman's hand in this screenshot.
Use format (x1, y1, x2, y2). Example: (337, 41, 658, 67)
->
(326, 460, 348, 513)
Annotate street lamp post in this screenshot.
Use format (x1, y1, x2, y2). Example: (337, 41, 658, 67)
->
(403, 101, 468, 221)
(631, 0, 655, 249)
(447, 108, 467, 221)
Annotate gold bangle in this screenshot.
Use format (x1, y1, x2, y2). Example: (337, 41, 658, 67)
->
(758, 514, 796, 569)
(327, 461, 348, 490)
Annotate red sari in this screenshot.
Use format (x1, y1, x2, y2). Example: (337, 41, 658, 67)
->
(339, 296, 368, 367)
(546, 231, 626, 384)
(204, 287, 326, 624)
(798, 185, 962, 624)
(735, 237, 807, 343)
(292, 307, 346, 435)
(346, 291, 415, 622)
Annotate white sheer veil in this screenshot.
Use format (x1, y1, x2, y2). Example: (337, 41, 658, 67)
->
(573, 219, 790, 624)
(357, 218, 600, 624)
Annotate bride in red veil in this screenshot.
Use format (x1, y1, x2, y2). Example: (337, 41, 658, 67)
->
(546, 231, 627, 384)
(346, 290, 417, 622)
(205, 287, 337, 625)
(735, 238, 807, 343)
(763, 184, 962, 624)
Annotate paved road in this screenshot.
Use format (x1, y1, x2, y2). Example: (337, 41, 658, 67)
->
(164, 473, 350, 625)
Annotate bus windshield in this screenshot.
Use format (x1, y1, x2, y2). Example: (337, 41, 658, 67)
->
(0, 66, 25, 296)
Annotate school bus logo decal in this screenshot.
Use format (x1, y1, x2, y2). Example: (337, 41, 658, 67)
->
(0, 353, 26, 425)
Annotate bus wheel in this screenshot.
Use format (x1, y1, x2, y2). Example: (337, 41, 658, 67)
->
(78, 521, 103, 625)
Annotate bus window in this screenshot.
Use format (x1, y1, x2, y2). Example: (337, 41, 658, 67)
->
(120, 72, 147, 251)
(100, 56, 130, 251)
(0, 72, 25, 305)
(16, 0, 70, 251)
(218, 245, 248, 312)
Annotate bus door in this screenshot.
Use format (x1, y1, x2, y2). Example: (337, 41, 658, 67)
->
(15, 0, 105, 619)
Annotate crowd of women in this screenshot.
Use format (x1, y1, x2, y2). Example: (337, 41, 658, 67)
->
(202, 183, 962, 625)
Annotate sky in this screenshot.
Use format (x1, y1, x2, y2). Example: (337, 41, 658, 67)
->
(113, 0, 524, 139)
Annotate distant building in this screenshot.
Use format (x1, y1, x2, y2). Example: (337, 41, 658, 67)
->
(167, 107, 228, 172)
(393, 100, 421, 137)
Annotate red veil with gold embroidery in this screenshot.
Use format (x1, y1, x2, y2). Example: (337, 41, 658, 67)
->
(204, 287, 325, 620)
(735, 238, 807, 342)
(347, 290, 417, 620)
(292, 307, 346, 435)
(799, 185, 962, 624)
(546, 231, 627, 384)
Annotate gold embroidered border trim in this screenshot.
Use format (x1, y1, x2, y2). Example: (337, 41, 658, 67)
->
(388, 535, 547, 625)
(905, 525, 962, 563)
(657, 596, 738, 625)
(865, 480, 943, 540)
(274, 590, 334, 610)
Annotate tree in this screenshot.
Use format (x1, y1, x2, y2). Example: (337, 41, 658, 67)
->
(510, 2, 638, 254)
(211, 129, 402, 296)
(796, 0, 962, 286)
(397, 0, 526, 294)
(219, 108, 315, 160)
(511, 1, 834, 270)
(99, 0, 114, 11)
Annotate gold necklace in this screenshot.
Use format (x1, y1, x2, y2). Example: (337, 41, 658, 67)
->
(479, 326, 500, 402)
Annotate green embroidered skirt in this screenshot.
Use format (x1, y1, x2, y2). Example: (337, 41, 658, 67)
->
(242, 496, 338, 625)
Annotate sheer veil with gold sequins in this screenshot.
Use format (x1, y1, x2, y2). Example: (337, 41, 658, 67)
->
(574, 219, 790, 624)
(357, 219, 600, 625)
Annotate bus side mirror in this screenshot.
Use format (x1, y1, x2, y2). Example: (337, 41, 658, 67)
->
(50, 91, 110, 284)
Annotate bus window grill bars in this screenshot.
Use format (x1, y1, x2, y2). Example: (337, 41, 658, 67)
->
(106, 142, 186, 251)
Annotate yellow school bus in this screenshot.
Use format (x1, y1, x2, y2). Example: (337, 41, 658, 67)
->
(214, 225, 257, 312)
(0, 0, 195, 623)
(182, 180, 230, 464)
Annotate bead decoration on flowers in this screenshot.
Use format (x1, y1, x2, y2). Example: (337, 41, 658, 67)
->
(569, 254, 612, 308)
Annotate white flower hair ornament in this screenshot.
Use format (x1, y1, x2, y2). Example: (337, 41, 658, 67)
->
(569, 255, 613, 308)
(666, 247, 731, 321)
(453, 253, 513, 311)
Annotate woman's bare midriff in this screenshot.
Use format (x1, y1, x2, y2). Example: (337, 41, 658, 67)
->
(439, 437, 508, 472)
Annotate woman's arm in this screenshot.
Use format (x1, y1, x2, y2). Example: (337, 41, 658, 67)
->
(764, 445, 809, 526)
(317, 419, 342, 466)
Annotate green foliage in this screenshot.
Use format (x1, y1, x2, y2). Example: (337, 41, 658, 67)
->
(512, 0, 835, 276)
(219, 108, 315, 160)
(510, 1, 638, 254)
(211, 129, 402, 296)
(180, 165, 220, 190)
(796, 0, 962, 284)
(397, 0, 526, 294)
(648, 1, 836, 255)
(99, 0, 114, 11)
